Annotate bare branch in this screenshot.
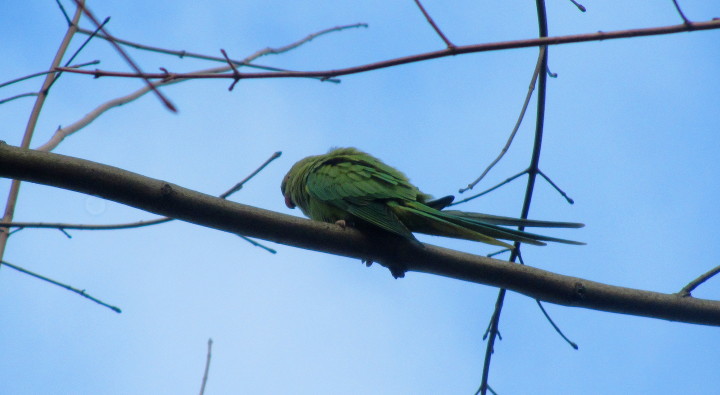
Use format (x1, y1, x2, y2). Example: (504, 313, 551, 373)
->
(0, 0, 84, 264)
(1, 143, 719, 326)
(241, 23, 369, 64)
(221, 151, 282, 199)
(0, 93, 39, 105)
(568, 0, 586, 12)
(198, 338, 213, 395)
(412, 0, 455, 48)
(537, 169, 575, 204)
(70, 0, 176, 112)
(35, 20, 369, 152)
(459, 47, 546, 193)
(1, 259, 121, 313)
(452, 170, 528, 206)
(536, 300, 578, 349)
(678, 265, 720, 297)
(672, 0, 692, 25)
(0, 60, 99, 90)
(0, 218, 172, 231)
(220, 49, 241, 91)
(76, 23, 369, 83)
(56, 19, 720, 82)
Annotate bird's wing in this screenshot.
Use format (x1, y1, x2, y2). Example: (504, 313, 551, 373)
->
(306, 156, 418, 240)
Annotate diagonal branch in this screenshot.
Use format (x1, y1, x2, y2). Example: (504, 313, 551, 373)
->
(0, 0, 84, 266)
(2, 259, 121, 313)
(70, 0, 176, 112)
(1, 142, 719, 326)
(412, 0, 455, 48)
(459, 46, 546, 193)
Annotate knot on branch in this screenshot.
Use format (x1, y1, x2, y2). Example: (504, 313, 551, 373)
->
(574, 282, 587, 300)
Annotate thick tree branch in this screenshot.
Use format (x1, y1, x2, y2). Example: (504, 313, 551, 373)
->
(1, 142, 719, 326)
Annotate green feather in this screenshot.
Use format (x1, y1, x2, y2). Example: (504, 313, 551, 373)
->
(281, 147, 584, 248)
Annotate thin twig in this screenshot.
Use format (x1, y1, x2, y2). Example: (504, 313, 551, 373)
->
(412, 0, 455, 48)
(671, 0, 692, 25)
(57, 19, 720, 81)
(537, 169, 575, 204)
(0, 218, 172, 231)
(70, 0, 177, 112)
(241, 23, 369, 64)
(55, 0, 72, 25)
(76, 23, 369, 84)
(451, 170, 528, 206)
(0, 93, 39, 105)
(221, 151, 282, 198)
(220, 49, 241, 91)
(678, 265, 720, 297)
(459, 47, 546, 193)
(568, 0, 586, 12)
(477, 288, 506, 395)
(46, 15, 109, 91)
(1, 260, 122, 313)
(0, 60, 99, 90)
(198, 338, 213, 395)
(0, 62, 100, 105)
(536, 300, 578, 349)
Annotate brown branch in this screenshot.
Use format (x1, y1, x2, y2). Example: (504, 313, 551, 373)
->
(412, 0, 455, 48)
(0, 60, 99, 90)
(678, 265, 720, 297)
(1, 142, 719, 326)
(70, 0, 176, 112)
(0, 150, 282, 254)
(0, 0, 84, 265)
(0, 151, 282, 229)
(56, 19, 720, 81)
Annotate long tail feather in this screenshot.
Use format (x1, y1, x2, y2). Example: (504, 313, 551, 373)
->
(395, 202, 585, 246)
(443, 210, 584, 229)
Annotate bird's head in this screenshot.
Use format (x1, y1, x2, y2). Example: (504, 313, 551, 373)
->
(280, 172, 296, 209)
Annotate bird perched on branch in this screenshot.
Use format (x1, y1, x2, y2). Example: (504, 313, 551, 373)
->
(281, 147, 584, 250)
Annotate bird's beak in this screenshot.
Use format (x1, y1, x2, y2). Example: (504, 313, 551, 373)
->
(284, 195, 296, 209)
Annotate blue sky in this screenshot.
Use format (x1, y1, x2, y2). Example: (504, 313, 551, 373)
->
(1, 1, 719, 394)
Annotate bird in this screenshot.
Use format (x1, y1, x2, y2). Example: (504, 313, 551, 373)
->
(281, 147, 584, 250)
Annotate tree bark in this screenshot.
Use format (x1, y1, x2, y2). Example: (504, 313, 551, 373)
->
(1, 142, 718, 326)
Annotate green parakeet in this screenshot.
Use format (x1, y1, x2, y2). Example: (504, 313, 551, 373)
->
(281, 147, 584, 249)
